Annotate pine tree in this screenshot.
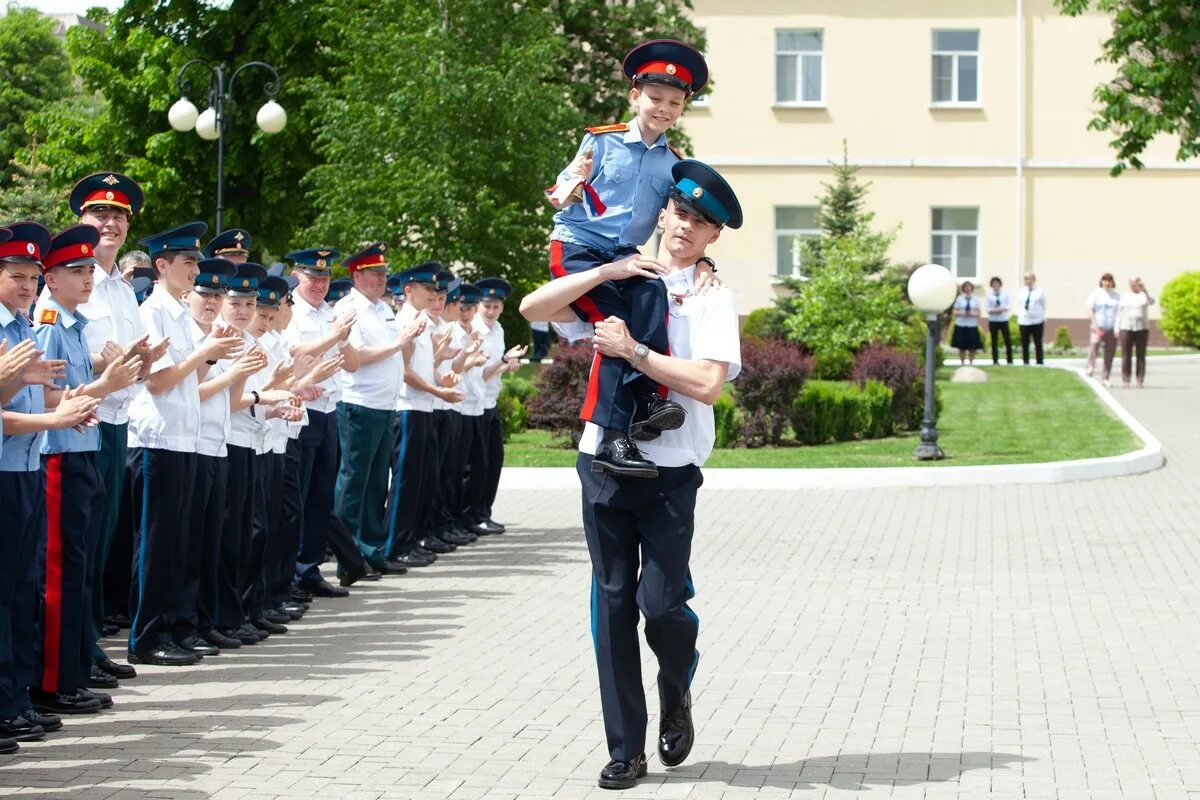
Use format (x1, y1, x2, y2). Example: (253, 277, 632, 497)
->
(816, 141, 872, 238)
(0, 136, 63, 227)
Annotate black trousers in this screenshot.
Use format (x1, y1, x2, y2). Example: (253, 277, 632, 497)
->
(549, 240, 666, 430)
(476, 407, 504, 522)
(460, 415, 488, 524)
(36, 453, 104, 694)
(430, 410, 464, 536)
(577, 454, 703, 763)
(0, 470, 43, 718)
(295, 409, 365, 586)
(127, 448, 196, 652)
(385, 409, 431, 558)
(244, 452, 281, 621)
(1019, 322, 1045, 365)
(989, 320, 1013, 364)
(270, 439, 304, 607)
(216, 445, 255, 632)
(192, 455, 228, 635)
(91, 421, 128, 661)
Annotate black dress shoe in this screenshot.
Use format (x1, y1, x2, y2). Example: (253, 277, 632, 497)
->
(0, 716, 44, 742)
(0, 737, 16, 754)
(280, 602, 306, 620)
(658, 690, 694, 767)
(104, 613, 132, 629)
(411, 545, 438, 561)
(21, 708, 61, 733)
(94, 657, 136, 679)
(441, 529, 472, 546)
(453, 526, 479, 543)
(362, 568, 382, 581)
(177, 633, 219, 657)
(255, 617, 288, 635)
(128, 644, 200, 666)
(631, 395, 686, 442)
(598, 753, 648, 790)
(101, 623, 120, 637)
(289, 587, 313, 603)
(418, 536, 455, 553)
(231, 623, 263, 644)
(263, 609, 292, 626)
(374, 559, 409, 575)
(394, 551, 434, 568)
(29, 688, 101, 715)
(484, 518, 506, 533)
(77, 688, 113, 709)
(301, 579, 349, 598)
(88, 665, 119, 689)
(201, 629, 243, 649)
(592, 433, 658, 478)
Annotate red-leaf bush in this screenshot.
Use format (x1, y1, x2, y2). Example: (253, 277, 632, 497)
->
(850, 343, 923, 431)
(734, 338, 813, 447)
(527, 342, 594, 447)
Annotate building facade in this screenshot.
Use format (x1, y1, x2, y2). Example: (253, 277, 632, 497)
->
(683, 0, 1192, 341)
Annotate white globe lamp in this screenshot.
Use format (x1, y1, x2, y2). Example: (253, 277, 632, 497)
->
(168, 97, 199, 132)
(195, 107, 221, 141)
(256, 100, 287, 134)
(906, 263, 959, 317)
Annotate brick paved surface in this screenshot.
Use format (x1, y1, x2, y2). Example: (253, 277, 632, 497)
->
(3, 362, 1199, 800)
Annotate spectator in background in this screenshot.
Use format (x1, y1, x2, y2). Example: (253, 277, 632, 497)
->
(1016, 272, 1046, 365)
(119, 250, 151, 283)
(949, 280, 983, 365)
(1086, 272, 1120, 385)
(1116, 275, 1154, 388)
(985, 276, 1012, 365)
(530, 319, 551, 361)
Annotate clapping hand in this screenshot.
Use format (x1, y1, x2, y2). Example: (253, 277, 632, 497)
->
(0, 339, 37, 387)
(23, 350, 67, 388)
(56, 385, 101, 431)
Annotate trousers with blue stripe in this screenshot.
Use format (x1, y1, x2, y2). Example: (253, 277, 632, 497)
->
(576, 454, 703, 763)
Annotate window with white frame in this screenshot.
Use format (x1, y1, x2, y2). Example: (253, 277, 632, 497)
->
(932, 30, 980, 105)
(775, 206, 820, 278)
(931, 208, 979, 279)
(776, 30, 823, 105)
(690, 29, 709, 106)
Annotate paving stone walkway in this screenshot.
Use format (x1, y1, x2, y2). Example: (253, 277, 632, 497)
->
(3, 362, 1199, 800)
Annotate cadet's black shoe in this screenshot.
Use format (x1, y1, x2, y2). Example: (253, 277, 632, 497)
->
(201, 629, 243, 649)
(235, 623, 265, 644)
(418, 537, 455, 554)
(77, 688, 113, 710)
(301, 579, 349, 598)
(658, 691, 695, 767)
(87, 665, 118, 689)
(128, 644, 199, 667)
(411, 545, 438, 561)
(255, 617, 288, 635)
(280, 602, 306, 620)
(0, 737, 17, 754)
(375, 559, 409, 575)
(263, 609, 291, 626)
(29, 689, 101, 715)
(289, 587, 313, 604)
(94, 657, 136, 679)
(104, 613, 132, 629)
(0, 715, 44, 742)
(592, 433, 658, 479)
(485, 518, 506, 533)
(471, 519, 504, 536)
(101, 623, 120, 637)
(630, 395, 686, 442)
(177, 633, 219, 657)
(440, 529, 472, 546)
(362, 568, 383, 581)
(598, 753, 648, 790)
(395, 551, 434, 568)
(336, 562, 366, 587)
(21, 708, 62, 733)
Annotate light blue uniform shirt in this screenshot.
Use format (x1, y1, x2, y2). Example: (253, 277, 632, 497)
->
(551, 118, 678, 253)
(35, 297, 99, 455)
(0, 304, 45, 472)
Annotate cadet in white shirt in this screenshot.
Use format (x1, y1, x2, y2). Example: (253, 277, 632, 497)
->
(520, 159, 742, 790)
(1016, 272, 1047, 365)
(334, 244, 425, 576)
(450, 285, 489, 534)
(126, 223, 241, 667)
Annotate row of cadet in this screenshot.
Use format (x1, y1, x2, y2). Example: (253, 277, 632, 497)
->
(0, 171, 526, 755)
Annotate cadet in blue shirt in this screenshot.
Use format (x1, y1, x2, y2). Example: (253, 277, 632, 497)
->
(546, 40, 714, 479)
(30, 225, 142, 717)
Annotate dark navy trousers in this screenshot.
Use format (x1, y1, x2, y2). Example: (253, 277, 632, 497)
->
(385, 409, 431, 558)
(192, 454, 228, 636)
(576, 453, 702, 763)
(549, 240, 668, 431)
(0, 470, 44, 717)
(466, 407, 503, 524)
(295, 409, 366, 586)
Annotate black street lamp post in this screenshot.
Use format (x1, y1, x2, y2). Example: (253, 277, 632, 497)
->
(906, 263, 959, 461)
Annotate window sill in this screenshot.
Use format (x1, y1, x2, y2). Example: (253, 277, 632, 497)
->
(771, 274, 809, 285)
(930, 102, 983, 110)
(773, 102, 827, 110)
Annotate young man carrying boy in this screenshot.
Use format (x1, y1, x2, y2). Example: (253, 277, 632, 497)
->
(547, 39, 712, 479)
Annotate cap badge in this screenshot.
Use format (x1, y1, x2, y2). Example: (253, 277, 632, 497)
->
(81, 244, 89, 254)
(105, 191, 115, 201)
(194, 239, 201, 247)
(234, 232, 244, 242)
(26, 243, 35, 255)
(316, 258, 327, 268)
(242, 279, 249, 288)
(317, 250, 331, 257)
(211, 275, 219, 285)
(270, 292, 277, 301)
(379, 243, 387, 252)
(665, 63, 677, 75)
(102, 174, 119, 186)
(692, 187, 704, 199)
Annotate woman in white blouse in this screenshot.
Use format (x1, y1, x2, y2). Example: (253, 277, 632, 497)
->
(950, 281, 983, 365)
(1085, 272, 1120, 384)
(1116, 275, 1154, 388)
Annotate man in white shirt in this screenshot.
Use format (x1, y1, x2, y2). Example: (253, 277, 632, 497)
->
(520, 160, 742, 791)
(1016, 271, 1047, 365)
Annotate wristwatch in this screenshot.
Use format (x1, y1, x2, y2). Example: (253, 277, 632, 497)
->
(631, 343, 649, 368)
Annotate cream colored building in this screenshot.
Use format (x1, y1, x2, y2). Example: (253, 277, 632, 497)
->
(683, 0, 1191, 338)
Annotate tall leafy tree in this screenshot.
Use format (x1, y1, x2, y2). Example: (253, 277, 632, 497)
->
(1056, 0, 1200, 172)
(0, 6, 72, 186)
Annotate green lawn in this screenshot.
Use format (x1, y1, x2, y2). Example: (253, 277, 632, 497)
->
(503, 366, 1141, 468)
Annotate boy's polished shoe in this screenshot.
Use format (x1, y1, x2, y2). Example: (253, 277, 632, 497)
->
(592, 433, 658, 479)
(0, 715, 44, 742)
(289, 587, 313, 603)
(598, 753, 648, 790)
(255, 617, 287, 635)
(77, 688, 113, 710)
(87, 665, 118, 689)
(301, 579, 349, 598)
(0, 737, 16, 755)
(29, 689, 100, 715)
(658, 691, 695, 767)
(94, 657, 136, 679)
(21, 708, 62, 733)
(128, 644, 199, 666)
(631, 395, 686, 442)
(418, 536, 455, 554)
(177, 633, 219, 657)
(201, 629, 243, 649)
(395, 551, 434, 568)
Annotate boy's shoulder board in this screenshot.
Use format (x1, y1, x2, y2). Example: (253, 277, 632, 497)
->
(38, 308, 58, 326)
(585, 123, 629, 135)
(668, 144, 686, 160)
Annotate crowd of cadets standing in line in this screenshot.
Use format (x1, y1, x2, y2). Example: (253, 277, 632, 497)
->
(0, 171, 526, 755)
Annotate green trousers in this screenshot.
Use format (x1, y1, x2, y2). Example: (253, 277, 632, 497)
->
(334, 402, 396, 564)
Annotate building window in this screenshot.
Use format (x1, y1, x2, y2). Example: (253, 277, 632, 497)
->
(931, 208, 979, 279)
(776, 30, 823, 105)
(932, 30, 980, 105)
(775, 206, 820, 278)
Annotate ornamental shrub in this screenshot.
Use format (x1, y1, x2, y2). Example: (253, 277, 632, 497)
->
(811, 346, 855, 380)
(713, 394, 740, 449)
(1160, 271, 1200, 348)
(526, 342, 594, 447)
(741, 307, 787, 341)
(859, 380, 894, 439)
(734, 338, 812, 447)
(496, 390, 527, 443)
(1052, 325, 1074, 354)
(851, 343, 923, 431)
(791, 380, 893, 445)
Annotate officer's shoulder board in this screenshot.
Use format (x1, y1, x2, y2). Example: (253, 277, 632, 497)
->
(668, 143, 686, 160)
(585, 123, 629, 136)
(39, 308, 58, 326)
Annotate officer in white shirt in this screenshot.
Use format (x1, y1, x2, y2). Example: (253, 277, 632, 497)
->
(520, 160, 742, 790)
(1016, 271, 1047, 365)
(333, 243, 424, 577)
(284, 253, 367, 598)
(127, 223, 242, 667)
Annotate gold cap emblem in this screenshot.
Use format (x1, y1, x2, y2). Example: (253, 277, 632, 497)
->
(242, 279, 249, 288)
(105, 191, 115, 201)
(379, 243, 387, 252)
(234, 232, 244, 242)
(692, 186, 704, 198)
(317, 250, 331, 257)
(316, 258, 326, 268)
(102, 174, 119, 186)
(81, 244, 89, 254)
(194, 239, 201, 248)
(665, 63, 677, 75)
(269, 291, 277, 301)
(211, 275, 219, 285)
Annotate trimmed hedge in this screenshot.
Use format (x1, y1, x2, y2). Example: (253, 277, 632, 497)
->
(713, 394, 740, 449)
(791, 379, 894, 445)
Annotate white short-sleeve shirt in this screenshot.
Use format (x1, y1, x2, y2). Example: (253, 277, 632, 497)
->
(952, 294, 980, 328)
(191, 320, 231, 458)
(454, 322, 486, 417)
(127, 289, 202, 452)
(284, 294, 343, 413)
(224, 329, 270, 454)
(338, 289, 404, 411)
(473, 316, 506, 409)
(74, 264, 148, 424)
(985, 290, 1010, 323)
(397, 304, 437, 413)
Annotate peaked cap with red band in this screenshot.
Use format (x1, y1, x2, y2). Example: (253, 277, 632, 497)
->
(622, 39, 709, 95)
(343, 241, 389, 273)
(0, 221, 52, 264)
(43, 224, 102, 272)
(69, 172, 145, 217)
